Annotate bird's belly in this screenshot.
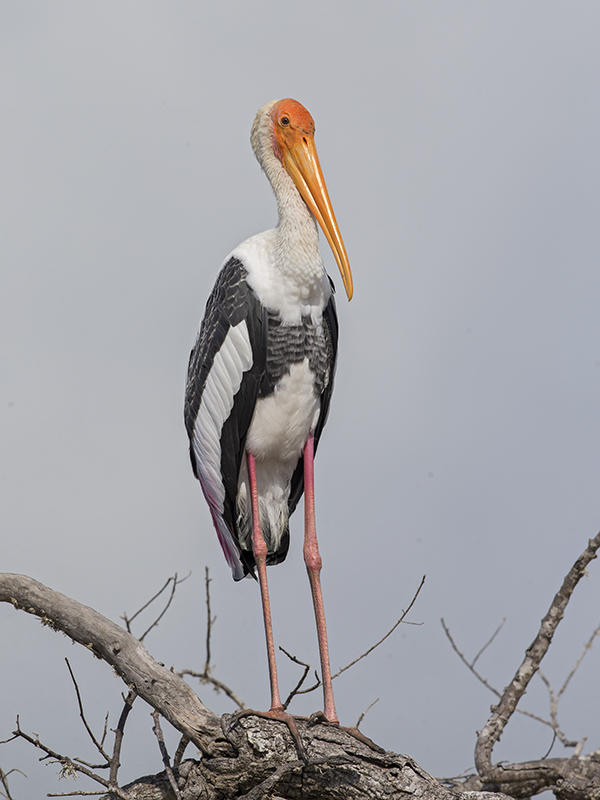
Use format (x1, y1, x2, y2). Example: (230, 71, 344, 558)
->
(246, 358, 320, 464)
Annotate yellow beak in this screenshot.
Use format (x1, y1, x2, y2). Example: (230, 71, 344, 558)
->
(282, 134, 353, 301)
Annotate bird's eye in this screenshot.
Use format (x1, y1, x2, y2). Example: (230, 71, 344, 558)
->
(280, 116, 290, 126)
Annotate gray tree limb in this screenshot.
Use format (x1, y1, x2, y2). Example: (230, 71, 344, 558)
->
(0, 574, 220, 751)
(2, 556, 600, 800)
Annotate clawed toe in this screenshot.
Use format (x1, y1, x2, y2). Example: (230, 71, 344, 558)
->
(229, 707, 307, 762)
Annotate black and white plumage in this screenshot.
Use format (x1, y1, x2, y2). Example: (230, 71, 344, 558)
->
(184, 256, 338, 579)
(184, 98, 351, 585)
(184, 97, 353, 725)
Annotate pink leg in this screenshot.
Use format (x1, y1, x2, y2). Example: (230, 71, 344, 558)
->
(247, 451, 284, 712)
(303, 435, 339, 723)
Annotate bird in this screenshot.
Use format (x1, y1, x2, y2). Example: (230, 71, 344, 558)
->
(184, 98, 353, 730)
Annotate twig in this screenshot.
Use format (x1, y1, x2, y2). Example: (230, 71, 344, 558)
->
(332, 575, 426, 680)
(559, 622, 600, 700)
(279, 577, 425, 706)
(121, 573, 190, 641)
(151, 712, 180, 800)
(9, 717, 131, 800)
(203, 567, 213, 676)
(441, 618, 555, 731)
(109, 690, 136, 790)
(291, 671, 321, 696)
(173, 736, 189, 771)
(99, 713, 109, 752)
(179, 669, 246, 710)
(538, 672, 577, 748)
(279, 647, 312, 710)
(47, 792, 105, 797)
(1, 766, 25, 800)
(471, 617, 506, 668)
(475, 531, 600, 784)
(356, 698, 379, 729)
(64, 659, 110, 763)
(139, 574, 188, 643)
(178, 567, 246, 709)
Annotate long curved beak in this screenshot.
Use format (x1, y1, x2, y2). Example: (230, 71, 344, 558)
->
(282, 135, 353, 300)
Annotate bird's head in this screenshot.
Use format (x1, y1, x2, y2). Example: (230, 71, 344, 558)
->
(251, 98, 353, 301)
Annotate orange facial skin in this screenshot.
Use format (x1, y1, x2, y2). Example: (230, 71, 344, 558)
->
(270, 99, 353, 301)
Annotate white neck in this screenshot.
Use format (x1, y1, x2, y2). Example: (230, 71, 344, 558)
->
(251, 102, 324, 288)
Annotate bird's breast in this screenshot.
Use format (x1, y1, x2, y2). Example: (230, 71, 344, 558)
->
(245, 312, 332, 463)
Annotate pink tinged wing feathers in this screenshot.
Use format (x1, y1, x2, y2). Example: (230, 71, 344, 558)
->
(192, 320, 253, 579)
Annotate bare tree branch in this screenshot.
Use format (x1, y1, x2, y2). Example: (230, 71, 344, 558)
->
(332, 574, 426, 680)
(172, 737, 189, 772)
(474, 531, 600, 789)
(558, 622, 600, 700)
(203, 567, 213, 676)
(64, 659, 110, 764)
(356, 698, 379, 729)
(441, 618, 557, 732)
(278, 647, 313, 710)
(109, 690, 136, 789)
(150, 712, 180, 800)
(471, 617, 506, 668)
(0, 574, 220, 751)
(122, 574, 186, 634)
(177, 567, 247, 711)
(0, 766, 25, 800)
(8, 717, 131, 800)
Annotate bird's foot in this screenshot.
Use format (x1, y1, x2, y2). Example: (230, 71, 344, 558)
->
(307, 711, 385, 753)
(229, 707, 307, 762)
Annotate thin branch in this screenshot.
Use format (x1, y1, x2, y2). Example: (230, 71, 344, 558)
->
(98, 714, 109, 752)
(471, 617, 506, 668)
(441, 618, 555, 731)
(291, 670, 322, 697)
(203, 567, 213, 676)
(9, 717, 131, 800)
(121, 573, 190, 640)
(179, 669, 246, 710)
(173, 736, 189, 772)
(332, 575, 426, 680)
(109, 690, 136, 789)
(64, 659, 110, 763)
(139, 573, 189, 643)
(559, 621, 600, 700)
(0, 766, 25, 800)
(475, 530, 600, 785)
(279, 647, 312, 710)
(47, 793, 105, 797)
(0, 574, 219, 749)
(151, 712, 180, 800)
(356, 698, 379, 729)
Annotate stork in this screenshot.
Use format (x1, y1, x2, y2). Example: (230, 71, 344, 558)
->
(184, 98, 353, 734)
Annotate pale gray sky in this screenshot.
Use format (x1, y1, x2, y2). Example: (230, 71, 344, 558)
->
(2, 2, 600, 796)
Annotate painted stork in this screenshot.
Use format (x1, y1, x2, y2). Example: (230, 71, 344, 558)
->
(184, 98, 353, 732)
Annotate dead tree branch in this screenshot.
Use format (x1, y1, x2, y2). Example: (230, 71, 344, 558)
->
(64, 659, 111, 765)
(441, 618, 559, 733)
(0, 573, 220, 750)
(150, 711, 180, 800)
(331, 574, 426, 681)
(473, 531, 600, 795)
(0, 766, 25, 800)
(178, 567, 247, 710)
(7, 716, 131, 800)
(109, 690, 137, 789)
(280, 574, 426, 708)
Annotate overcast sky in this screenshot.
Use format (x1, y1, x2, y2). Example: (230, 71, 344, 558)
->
(2, 2, 600, 797)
